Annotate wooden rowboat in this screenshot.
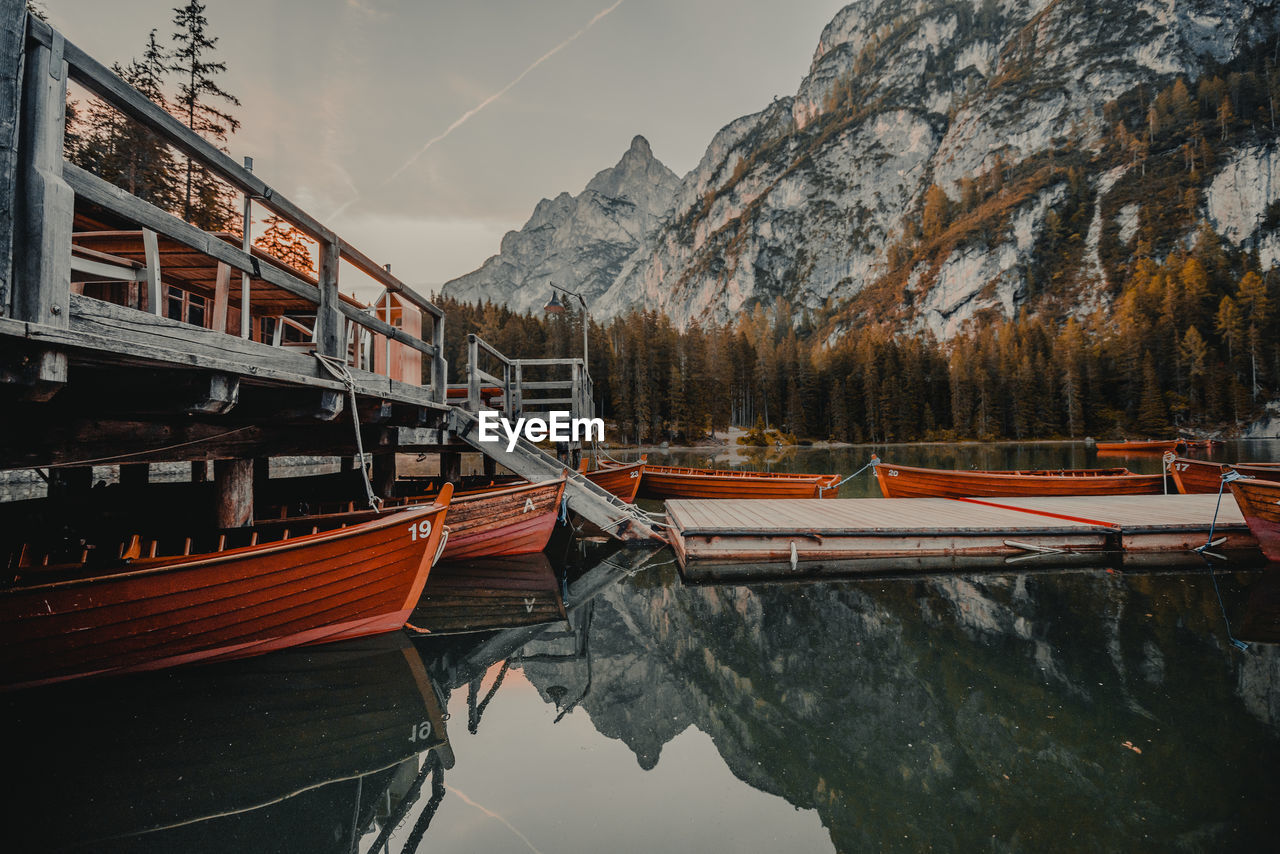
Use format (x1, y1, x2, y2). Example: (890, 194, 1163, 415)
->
(278, 478, 566, 560)
(1094, 439, 1185, 454)
(873, 461, 1165, 499)
(637, 464, 842, 500)
(583, 460, 645, 502)
(0, 489, 452, 689)
(1229, 478, 1280, 561)
(1168, 456, 1280, 494)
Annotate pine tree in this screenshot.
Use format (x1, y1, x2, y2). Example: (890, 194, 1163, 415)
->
(254, 215, 316, 275)
(171, 1, 241, 229)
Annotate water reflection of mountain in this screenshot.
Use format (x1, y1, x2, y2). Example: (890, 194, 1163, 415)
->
(3, 633, 450, 853)
(520, 565, 1280, 850)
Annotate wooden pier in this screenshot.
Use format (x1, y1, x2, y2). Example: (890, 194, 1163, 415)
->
(0, 6, 657, 543)
(667, 494, 1260, 580)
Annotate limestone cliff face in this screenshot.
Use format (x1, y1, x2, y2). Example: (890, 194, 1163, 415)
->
(448, 0, 1279, 337)
(440, 135, 679, 314)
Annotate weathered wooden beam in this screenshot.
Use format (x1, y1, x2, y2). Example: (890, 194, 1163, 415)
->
(314, 238, 340, 358)
(0, 0, 24, 318)
(211, 261, 230, 333)
(0, 416, 390, 468)
(10, 25, 70, 394)
(140, 227, 161, 315)
(0, 346, 66, 400)
(214, 458, 253, 528)
(186, 372, 239, 415)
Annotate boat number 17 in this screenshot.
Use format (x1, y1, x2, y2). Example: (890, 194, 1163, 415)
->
(408, 520, 433, 541)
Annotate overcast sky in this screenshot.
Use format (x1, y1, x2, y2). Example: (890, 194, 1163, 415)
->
(43, 0, 846, 292)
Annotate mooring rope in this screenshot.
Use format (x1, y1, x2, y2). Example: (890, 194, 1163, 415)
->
(313, 352, 381, 512)
(819, 453, 880, 496)
(1193, 468, 1249, 651)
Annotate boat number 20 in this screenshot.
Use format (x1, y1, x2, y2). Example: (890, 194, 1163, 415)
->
(408, 519, 433, 541)
(409, 720, 433, 743)
(886, 469, 899, 477)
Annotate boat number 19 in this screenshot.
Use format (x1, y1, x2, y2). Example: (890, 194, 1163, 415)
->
(409, 720, 433, 743)
(408, 520, 433, 541)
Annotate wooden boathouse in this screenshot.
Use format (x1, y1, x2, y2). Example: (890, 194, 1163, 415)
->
(0, 5, 657, 542)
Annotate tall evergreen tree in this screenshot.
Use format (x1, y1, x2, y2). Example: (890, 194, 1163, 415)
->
(170, 0, 240, 229)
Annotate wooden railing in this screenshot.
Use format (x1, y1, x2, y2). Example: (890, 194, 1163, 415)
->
(460, 333, 593, 425)
(0, 10, 448, 400)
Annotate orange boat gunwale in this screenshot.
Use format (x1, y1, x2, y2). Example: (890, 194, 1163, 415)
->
(638, 464, 842, 500)
(873, 461, 1165, 498)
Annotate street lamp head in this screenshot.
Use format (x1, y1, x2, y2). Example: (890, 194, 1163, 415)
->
(543, 291, 565, 314)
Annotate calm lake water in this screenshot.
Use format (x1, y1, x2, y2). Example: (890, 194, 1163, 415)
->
(4, 442, 1279, 852)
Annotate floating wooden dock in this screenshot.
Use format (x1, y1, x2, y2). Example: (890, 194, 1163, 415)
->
(667, 494, 1259, 580)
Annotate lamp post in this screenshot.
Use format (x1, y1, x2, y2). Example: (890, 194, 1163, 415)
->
(543, 283, 589, 372)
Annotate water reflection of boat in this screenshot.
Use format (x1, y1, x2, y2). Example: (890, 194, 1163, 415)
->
(873, 461, 1164, 498)
(410, 552, 567, 634)
(3, 632, 451, 852)
(0, 495, 451, 689)
(1094, 439, 1185, 454)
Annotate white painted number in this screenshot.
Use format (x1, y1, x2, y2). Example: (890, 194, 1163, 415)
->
(887, 469, 899, 477)
(408, 519, 432, 541)
(630, 471, 639, 478)
(408, 720, 432, 743)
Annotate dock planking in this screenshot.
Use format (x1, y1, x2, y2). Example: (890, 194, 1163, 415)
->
(667, 493, 1257, 580)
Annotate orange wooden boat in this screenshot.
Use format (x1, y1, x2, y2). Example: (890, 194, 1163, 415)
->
(276, 478, 566, 560)
(0, 489, 451, 689)
(583, 460, 645, 502)
(1168, 457, 1280, 494)
(637, 464, 842, 500)
(1167, 456, 1231, 494)
(1229, 478, 1280, 561)
(873, 461, 1165, 499)
(1094, 439, 1185, 454)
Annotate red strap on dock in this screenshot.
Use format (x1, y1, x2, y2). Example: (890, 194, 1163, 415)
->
(951, 496, 1121, 529)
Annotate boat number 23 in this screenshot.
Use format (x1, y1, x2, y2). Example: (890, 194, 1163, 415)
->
(409, 720, 433, 743)
(408, 520, 433, 541)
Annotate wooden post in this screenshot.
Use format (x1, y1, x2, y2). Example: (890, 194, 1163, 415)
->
(119, 462, 148, 488)
(48, 465, 91, 497)
(211, 261, 230, 332)
(11, 26, 71, 395)
(214, 458, 253, 528)
(141, 227, 162, 314)
(483, 455, 497, 477)
(466, 334, 480, 412)
(0, 0, 24, 318)
(440, 451, 461, 484)
(191, 460, 208, 482)
(372, 452, 396, 498)
(240, 156, 252, 339)
(512, 362, 523, 419)
(314, 236, 340, 357)
(430, 312, 446, 402)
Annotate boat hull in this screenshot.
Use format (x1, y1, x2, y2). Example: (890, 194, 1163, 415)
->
(585, 461, 644, 502)
(638, 465, 841, 500)
(0, 504, 448, 689)
(441, 479, 565, 560)
(874, 462, 1165, 499)
(1230, 478, 1280, 562)
(1168, 458, 1280, 494)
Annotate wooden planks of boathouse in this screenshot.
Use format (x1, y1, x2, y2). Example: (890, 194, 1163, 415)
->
(667, 494, 1259, 580)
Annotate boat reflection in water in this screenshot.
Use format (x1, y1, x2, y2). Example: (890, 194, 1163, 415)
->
(3, 632, 451, 853)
